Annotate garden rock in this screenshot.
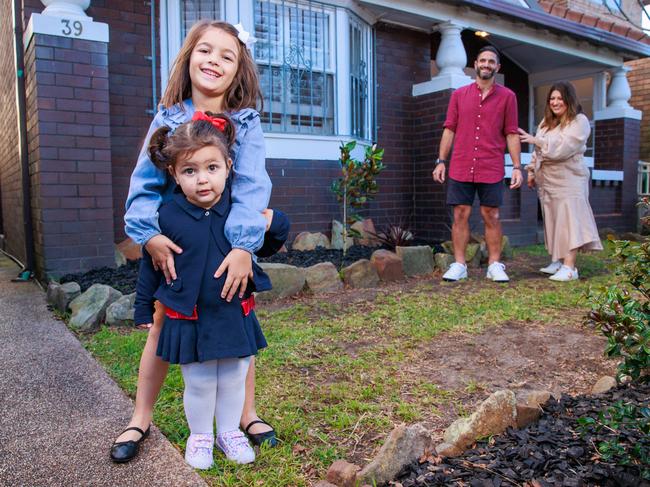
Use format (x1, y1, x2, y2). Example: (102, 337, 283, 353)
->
(68, 284, 122, 332)
(396, 246, 434, 276)
(326, 460, 360, 487)
(434, 253, 455, 272)
(351, 219, 380, 246)
(514, 389, 552, 430)
(314, 481, 338, 487)
(331, 220, 353, 250)
(257, 263, 306, 300)
(441, 240, 453, 255)
(501, 236, 513, 260)
(443, 390, 517, 453)
(115, 248, 127, 268)
(598, 227, 617, 240)
(465, 243, 481, 268)
(370, 249, 404, 281)
(292, 232, 330, 251)
(105, 292, 136, 327)
(305, 262, 343, 294)
(358, 423, 434, 486)
(619, 231, 647, 242)
(591, 376, 617, 394)
(435, 442, 463, 458)
(342, 259, 379, 288)
(47, 281, 81, 313)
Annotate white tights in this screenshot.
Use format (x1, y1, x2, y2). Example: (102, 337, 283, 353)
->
(180, 356, 252, 435)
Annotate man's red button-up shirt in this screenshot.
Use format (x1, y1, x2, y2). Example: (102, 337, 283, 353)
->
(443, 83, 519, 184)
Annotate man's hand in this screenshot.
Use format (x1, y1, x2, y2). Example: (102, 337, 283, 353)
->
(214, 248, 253, 302)
(432, 163, 446, 184)
(509, 168, 523, 189)
(144, 234, 183, 284)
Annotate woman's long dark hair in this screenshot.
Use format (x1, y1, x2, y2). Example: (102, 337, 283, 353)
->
(541, 81, 582, 130)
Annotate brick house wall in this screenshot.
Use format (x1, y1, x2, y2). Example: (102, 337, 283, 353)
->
(627, 57, 650, 161)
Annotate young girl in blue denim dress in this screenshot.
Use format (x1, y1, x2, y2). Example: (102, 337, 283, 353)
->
(110, 21, 277, 464)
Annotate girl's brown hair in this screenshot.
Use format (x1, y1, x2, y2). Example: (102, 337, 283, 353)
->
(160, 20, 262, 112)
(148, 112, 236, 171)
(540, 81, 582, 130)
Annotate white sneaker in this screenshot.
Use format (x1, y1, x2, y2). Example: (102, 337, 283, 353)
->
(539, 261, 562, 275)
(486, 262, 509, 282)
(185, 433, 214, 470)
(442, 262, 468, 281)
(549, 265, 579, 282)
(216, 430, 255, 464)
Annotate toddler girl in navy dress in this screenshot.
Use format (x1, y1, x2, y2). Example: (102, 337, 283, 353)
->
(133, 112, 288, 469)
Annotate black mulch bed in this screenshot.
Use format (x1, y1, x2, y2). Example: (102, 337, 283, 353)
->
(394, 383, 650, 487)
(60, 244, 443, 294)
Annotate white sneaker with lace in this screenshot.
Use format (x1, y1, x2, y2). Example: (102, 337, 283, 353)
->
(442, 262, 468, 281)
(539, 261, 562, 275)
(216, 430, 255, 464)
(486, 262, 509, 282)
(549, 265, 579, 282)
(185, 433, 214, 470)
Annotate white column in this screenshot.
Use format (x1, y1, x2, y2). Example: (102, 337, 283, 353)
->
(412, 21, 472, 96)
(41, 0, 91, 20)
(595, 65, 642, 120)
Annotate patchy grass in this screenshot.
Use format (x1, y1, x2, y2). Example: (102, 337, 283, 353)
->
(82, 244, 617, 486)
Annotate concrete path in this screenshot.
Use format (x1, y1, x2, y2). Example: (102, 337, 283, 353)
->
(0, 254, 206, 486)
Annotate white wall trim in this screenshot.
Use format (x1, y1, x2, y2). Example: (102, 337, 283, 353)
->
(594, 107, 643, 120)
(265, 133, 369, 160)
(412, 74, 472, 95)
(592, 170, 623, 181)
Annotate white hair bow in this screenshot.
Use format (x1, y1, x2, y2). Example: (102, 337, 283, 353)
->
(234, 23, 257, 50)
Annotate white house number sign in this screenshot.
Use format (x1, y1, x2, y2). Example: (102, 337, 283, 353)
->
(60, 19, 83, 37)
(26, 13, 109, 43)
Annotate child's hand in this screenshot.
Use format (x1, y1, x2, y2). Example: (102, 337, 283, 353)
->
(262, 209, 274, 231)
(136, 323, 153, 330)
(145, 234, 183, 284)
(214, 248, 253, 302)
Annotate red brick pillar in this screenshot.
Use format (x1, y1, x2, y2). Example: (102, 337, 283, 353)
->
(23, 12, 113, 278)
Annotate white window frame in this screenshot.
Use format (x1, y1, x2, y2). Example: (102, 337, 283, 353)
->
(160, 0, 376, 160)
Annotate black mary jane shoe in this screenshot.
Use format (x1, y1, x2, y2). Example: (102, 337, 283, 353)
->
(110, 425, 151, 463)
(244, 419, 278, 447)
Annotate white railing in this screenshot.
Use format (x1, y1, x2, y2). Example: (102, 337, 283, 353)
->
(504, 153, 623, 182)
(639, 161, 650, 197)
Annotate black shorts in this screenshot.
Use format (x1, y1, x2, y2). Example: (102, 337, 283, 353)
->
(446, 178, 504, 208)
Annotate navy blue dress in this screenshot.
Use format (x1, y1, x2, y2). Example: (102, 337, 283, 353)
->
(134, 188, 289, 365)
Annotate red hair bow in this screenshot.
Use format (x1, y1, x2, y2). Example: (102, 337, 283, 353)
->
(192, 111, 227, 132)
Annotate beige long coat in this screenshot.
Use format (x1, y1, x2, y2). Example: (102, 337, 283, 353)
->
(530, 113, 603, 261)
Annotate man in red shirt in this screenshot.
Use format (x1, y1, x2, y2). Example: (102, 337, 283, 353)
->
(432, 46, 523, 282)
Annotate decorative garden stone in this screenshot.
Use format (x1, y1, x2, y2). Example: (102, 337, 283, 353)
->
(326, 460, 360, 487)
(598, 227, 617, 240)
(395, 246, 434, 276)
(370, 249, 404, 281)
(619, 231, 647, 242)
(465, 243, 481, 268)
(47, 281, 81, 313)
(331, 220, 353, 250)
(501, 235, 513, 260)
(68, 284, 122, 332)
(358, 423, 434, 486)
(515, 389, 551, 429)
(591, 376, 617, 394)
(105, 292, 136, 327)
(314, 481, 338, 487)
(342, 259, 379, 288)
(257, 263, 306, 300)
(305, 262, 343, 294)
(435, 441, 463, 458)
(292, 232, 330, 251)
(434, 252, 455, 272)
(441, 240, 453, 255)
(350, 218, 380, 246)
(443, 390, 517, 453)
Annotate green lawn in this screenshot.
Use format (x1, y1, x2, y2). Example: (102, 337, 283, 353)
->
(82, 244, 615, 486)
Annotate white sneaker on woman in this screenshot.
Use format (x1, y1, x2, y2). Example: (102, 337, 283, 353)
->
(539, 261, 562, 275)
(549, 265, 579, 281)
(216, 430, 255, 464)
(486, 262, 509, 282)
(185, 433, 214, 470)
(442, 262, 468, 281)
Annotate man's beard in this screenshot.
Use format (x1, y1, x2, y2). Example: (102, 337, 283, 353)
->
(477, 68, 495, 80)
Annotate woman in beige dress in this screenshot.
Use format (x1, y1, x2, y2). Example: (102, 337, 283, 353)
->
(518, 81, 602, 281)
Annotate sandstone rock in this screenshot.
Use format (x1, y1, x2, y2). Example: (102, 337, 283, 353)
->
(47, 282, 82, 313)
(106, 293, 136, 327)
(351, 218, 380, 246)
(516, 403, 542, 429)
(434, 253, 455, 272)
(116, 237, 142, 261)
(370, 250, 404, 281)
(342, 259, 379, 288)
(314, 481, 338, 487)
(591, 376, 617, 394)
(443, 390, 517, 452)
(469, 233, 485, 245)
(619, 232, 647, 242)
(396, 246, 434, 276)
(305, 262, 343, 294)
(501, 236, 513, 260)
(520, 390, 552, 408)
(598, 227, 617, 240)
(46, 282, 60, 305)
(69, 284, 123, 332)
(292, 232, 330, 251)
(257, 263, 306, 301)
(435, 442, 463, 458)
(326, 460, 360, 487)
(465, 243, 481, 268)
(358, 423, 434, 486)
(441, 240, 453, 255)
(331, 220, 353, 250)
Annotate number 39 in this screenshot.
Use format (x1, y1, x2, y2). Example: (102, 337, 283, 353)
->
(61, 19, 83, 36)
